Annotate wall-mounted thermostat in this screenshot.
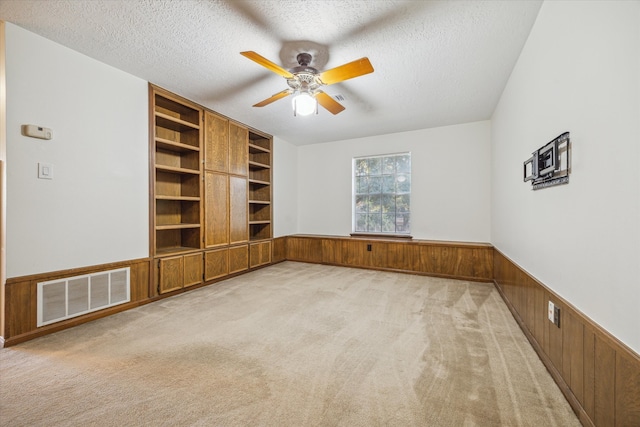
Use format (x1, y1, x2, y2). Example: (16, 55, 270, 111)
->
(22, 124, 53, 140)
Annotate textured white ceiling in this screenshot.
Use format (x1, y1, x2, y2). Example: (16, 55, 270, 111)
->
(0, 0, 542, 145)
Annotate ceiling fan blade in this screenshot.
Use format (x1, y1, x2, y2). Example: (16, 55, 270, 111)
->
(240, 51, 294, 78)
(253, 89, 292, 107)
(319, 57, 374, 85)
(316, 91, 345, 115)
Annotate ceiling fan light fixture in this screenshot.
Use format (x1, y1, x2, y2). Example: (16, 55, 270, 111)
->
(292, 92, 317, 116)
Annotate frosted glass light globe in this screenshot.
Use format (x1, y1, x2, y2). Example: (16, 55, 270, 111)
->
(292, 93, 316, 116)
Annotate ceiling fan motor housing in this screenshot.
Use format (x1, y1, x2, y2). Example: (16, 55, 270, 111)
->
(287, 53, 322, 92)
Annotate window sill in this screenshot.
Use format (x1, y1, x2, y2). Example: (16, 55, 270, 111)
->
(350, 233, 413, 240)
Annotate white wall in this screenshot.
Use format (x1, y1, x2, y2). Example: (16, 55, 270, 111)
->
(273, 136, 298, 237)
(5, 23, 149, 277)
(297, 121, 491, 242)
(491, 1, 640, 352)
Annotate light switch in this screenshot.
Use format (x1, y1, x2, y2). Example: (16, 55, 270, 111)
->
(38, 162, 54, 180)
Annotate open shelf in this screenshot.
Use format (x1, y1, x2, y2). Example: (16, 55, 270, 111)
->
(155, 94, 200, 127)
(249, 143, 270, 153)
(152, 87, 203, 257)
(156, 228, 201, 253)
(156, 223, 201, 230)
(249, 134, 271, 151)
(250, 223, 271, 241)
(155, 112, 200, 132)
(156, 137, 200, 153)
(156, 199, 200, 227)
(156, 165, 201, 175)
(248, 160, 270, 169)
(156, 195, 200, 202)
(248, 130, 272, 242)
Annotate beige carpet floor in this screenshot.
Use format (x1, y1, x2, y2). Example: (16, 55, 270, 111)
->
(0, 261, 580, 426)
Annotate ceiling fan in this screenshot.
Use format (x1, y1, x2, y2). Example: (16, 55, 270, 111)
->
(240, 51, 374, 116)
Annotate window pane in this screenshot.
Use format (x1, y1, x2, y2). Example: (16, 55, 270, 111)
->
(355, 158, 368, 176)
(355, 214, 367, 232)
(381, 194, 395, 213)
(368, 157, 381, 175)
(396, 194, 410, 213)
(382, 175, 395, 193)
(397, 174, 410, 193)
(369, 176, 382, 193)
(396, 213, 410, 232)
(383, 156, 395, 174)
(396, 155, 411, 173)
(367, 214, 382, 232)
(368, 194, 381, 213)
(355, 176, 369, 194)
(355, 195, 368, 213)
(382, 214, 396, 232)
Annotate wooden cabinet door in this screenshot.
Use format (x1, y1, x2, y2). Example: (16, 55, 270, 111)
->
(204, 111, 228, 173)
(158, 255, 183, 294)
(205, 248, 228, 281)
(250, 240, 272, 268)
(229, 122, 248, 176)
(183, 253, 203, 288)
(204, 171, 229, 248)
(229, 245, 248, 274)
(229, 175, 248, 244)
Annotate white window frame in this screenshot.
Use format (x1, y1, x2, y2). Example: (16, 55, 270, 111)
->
(352, 152, 411, 235)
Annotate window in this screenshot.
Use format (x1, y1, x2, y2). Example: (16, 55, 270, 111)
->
(353, 153, 411, 234)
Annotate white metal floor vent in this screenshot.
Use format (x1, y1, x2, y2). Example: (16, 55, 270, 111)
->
(37, 267, 130, 327)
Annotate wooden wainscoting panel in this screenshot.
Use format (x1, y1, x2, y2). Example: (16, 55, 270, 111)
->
(342, 240, 364, 267)
(419, 245, 492, 281)
(494, 248, 640, 427)
(5, 258, 151, 343)
(566, 311, 585, 405)
(286, 236, 322, 263)
(342, 240, 387, 268)
(129, 260, 151, 302)
(286, 235, 492, 282)
(321, 238, 342, 265)
(532, 277, 546, 350)
(583, 326, 596, 422)
(615, 350, 640, 426)
(594, 335, 616, 426)
(548, 300, 563, 372)
(271, 237, 286, 263)
(386, 242, 417, 271)
(5, 279, 35, 338)
(542, 289, 552, 357)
